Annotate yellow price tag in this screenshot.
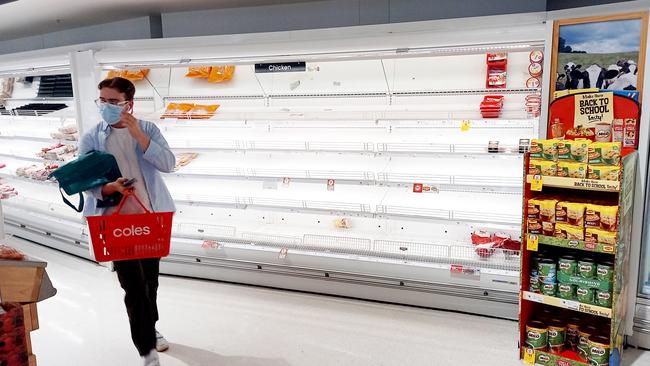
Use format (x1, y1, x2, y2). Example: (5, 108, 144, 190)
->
(527, 234, 539, 251)
(460, 120, 471, 132)
(531, 175, 543, 191)
(523, 348, 536, 364)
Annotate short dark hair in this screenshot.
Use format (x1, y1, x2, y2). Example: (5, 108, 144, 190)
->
(98, 77, 136, 101)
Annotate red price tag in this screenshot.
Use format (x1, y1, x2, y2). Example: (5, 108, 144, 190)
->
(201, 240, 220, 249)
(450, 264, 463, 273)
(413, 183, 423, 193)
(585, 242, 596, 250)
(327, 179, 335, 191)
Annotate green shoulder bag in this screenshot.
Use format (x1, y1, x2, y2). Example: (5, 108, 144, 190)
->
(48, 150, 122, 213)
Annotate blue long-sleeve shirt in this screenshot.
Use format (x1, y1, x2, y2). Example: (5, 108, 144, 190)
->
(79, 119, 176, 216)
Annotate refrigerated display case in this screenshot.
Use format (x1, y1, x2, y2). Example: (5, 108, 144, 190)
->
(0, 19, 550, 318)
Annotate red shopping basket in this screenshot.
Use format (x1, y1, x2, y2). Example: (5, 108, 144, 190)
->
(87, 191, 173, 262)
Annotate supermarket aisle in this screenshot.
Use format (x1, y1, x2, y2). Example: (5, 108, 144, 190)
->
(8, 238, 650, 366)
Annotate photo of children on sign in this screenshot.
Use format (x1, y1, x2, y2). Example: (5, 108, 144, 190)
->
(556, 18, 642, 92)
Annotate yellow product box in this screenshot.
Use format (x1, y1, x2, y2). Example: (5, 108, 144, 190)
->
(556, 161, 587, 179)
(529, 159, 557, 176)
(558, 140, 590, 163)
(530, 139, 560, 161)
(585, 204, 619, 232)
(554, 223, 585, 241)
(539, 198, 558, 223)
(527, 218, 542, 235)
(556, 202, 586, 226)
(585, 227, 617, 246)
(527, 198, 541, 219)
(588, 142, 621, 166)
(587, 165, 621, 181)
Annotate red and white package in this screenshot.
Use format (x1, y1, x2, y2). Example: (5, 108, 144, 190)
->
(471, 230, 491, 245)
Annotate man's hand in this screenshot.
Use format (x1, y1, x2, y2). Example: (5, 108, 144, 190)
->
(120, 109, 151, 151)
(102, 178, 134, 197)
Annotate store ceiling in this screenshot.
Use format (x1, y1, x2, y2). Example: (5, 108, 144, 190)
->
(0, 0, 318, 40)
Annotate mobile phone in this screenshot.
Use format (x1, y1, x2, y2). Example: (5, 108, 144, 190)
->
(123, 178, 137, 188)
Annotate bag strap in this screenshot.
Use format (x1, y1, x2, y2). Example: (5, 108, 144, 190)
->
(113, 190, 151, 215)
(59, 187, 84, 213)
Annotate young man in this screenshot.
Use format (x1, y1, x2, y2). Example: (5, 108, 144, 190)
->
(80, 77, 176, 366)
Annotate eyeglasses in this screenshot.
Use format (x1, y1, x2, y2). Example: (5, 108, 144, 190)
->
(95, 98, 130, 107)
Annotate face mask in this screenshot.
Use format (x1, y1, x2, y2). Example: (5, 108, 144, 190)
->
(99, 103, 125, 125)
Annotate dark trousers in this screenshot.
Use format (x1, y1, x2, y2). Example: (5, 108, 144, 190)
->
(113, 258, 160, 356)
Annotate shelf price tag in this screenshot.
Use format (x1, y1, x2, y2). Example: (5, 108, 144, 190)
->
(527, 234, 539, 251)
(523, 348, 536, 364)
(560, 299, 580, 311)
(460, 120, 471, 132)
(530, 175, 543, 191)
(279, 247, 289, 259)
(201, 240, 221, 250)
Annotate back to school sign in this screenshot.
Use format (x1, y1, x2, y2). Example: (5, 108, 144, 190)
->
(574, 92, 614, 126)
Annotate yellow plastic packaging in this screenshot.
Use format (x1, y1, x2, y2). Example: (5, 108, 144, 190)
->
(208, 65, 236, 83)
(556, 161, 587, 178)
(161, 103, 195, 119)
(554, 223, 585, 241)
(188, 104, 220, 119)
(588, 165, 621, 181)
(588, 142, 621, 165)
(528, 198, 541, 219)
(569, 139, 590, 163)
(529, 159, 557, 176)
(186, 67, 211, 78)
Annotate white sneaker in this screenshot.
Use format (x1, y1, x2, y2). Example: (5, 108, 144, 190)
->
(155, 330, 170, 352)
(143, 349, 160, 366)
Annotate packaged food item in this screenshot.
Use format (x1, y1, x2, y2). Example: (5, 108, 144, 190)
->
(624, 118, 637, 147)
(558, 255, 577, 276)
(557, 161, 587, 178)
(547, 319, 566, 354)
(538, 259, 557, 285)
(578, 258, 596, 279)
(185, 67, 211, 78)
(566, 317, 581, 351)
(208, 65, 236, 83)
(555, 202, 568, 223)
(558, 283, 576, 300)
(588, 165, 621, 181)
(161, 103, 194, 119)
(538, 199, 558, 223)
(541, 282, 557, 296)
(567, 202, 586, 226)
(487, 53, 508, 62)
(569, 139, 590, 163)
(531, 139, 559, 161)
(597, 261, 614, 282)
(526, 77, 541, 88)
(528, 63, 543, 77)
(588, 142, 621, 165)
(529, 274, 540, 293)
(588, 335, 610, 364)
(188, 104, 220, 119)
(585, 228, 617, 246)
(541, 222, 554, 236)
(554, 223, 584, 241)
(529, 159, 557, 176)
(586, 204, 618, 232)
(123, 69, 149, 81)
(576, 286, 595, 304)
(526, 321, 548, 350)
(596, 290, 612, 308)
(471, 230, 491, 245)
(528, 218, 543, 234)
(530, 50, 544, 63)
(578, 326, 598, 360)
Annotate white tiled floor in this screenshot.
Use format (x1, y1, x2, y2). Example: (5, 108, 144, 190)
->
(7, 238, 650, 366)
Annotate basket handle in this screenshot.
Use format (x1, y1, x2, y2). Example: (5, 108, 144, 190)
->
(112, 190, 151, 215)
